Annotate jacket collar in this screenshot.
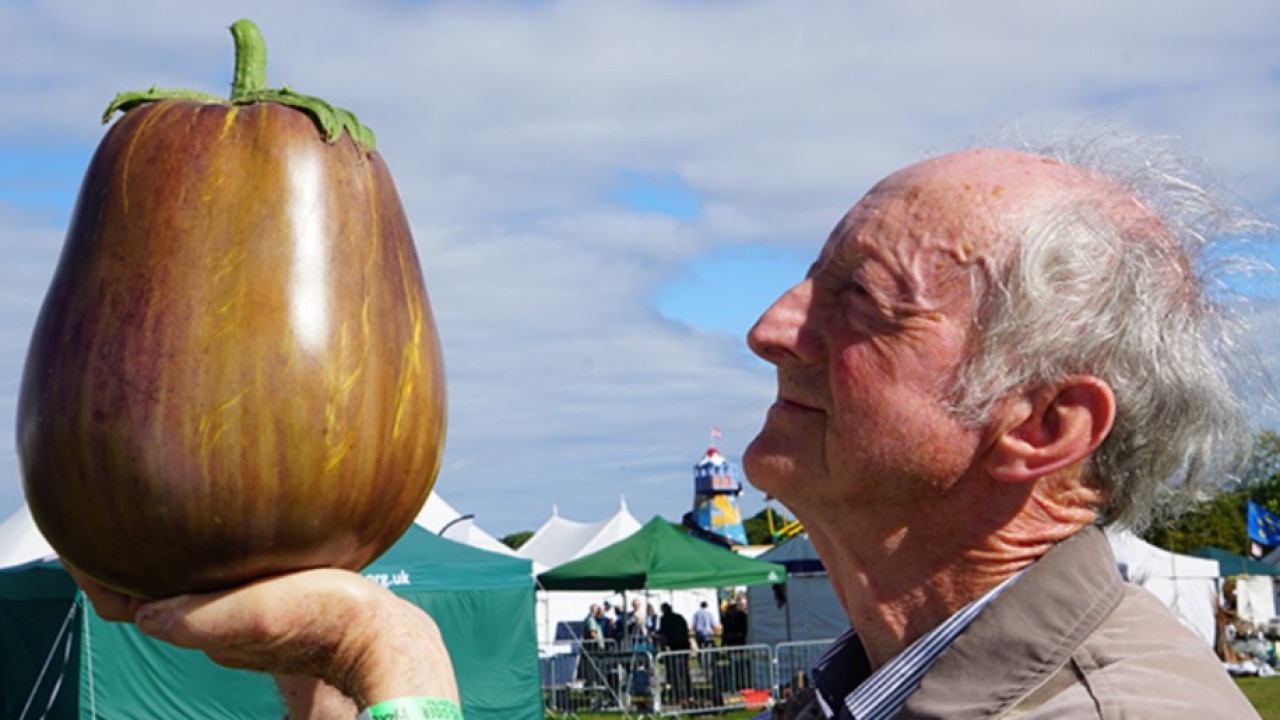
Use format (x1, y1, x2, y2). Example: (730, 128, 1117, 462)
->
(900, 525, 1125, 718)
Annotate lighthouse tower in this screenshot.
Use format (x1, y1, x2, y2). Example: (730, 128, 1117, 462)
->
(688, 442, 748, 546)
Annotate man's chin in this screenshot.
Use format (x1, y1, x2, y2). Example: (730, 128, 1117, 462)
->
(742, 434, 809, 498)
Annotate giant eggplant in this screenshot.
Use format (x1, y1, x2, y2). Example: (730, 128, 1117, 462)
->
(17, 20, 446, 598)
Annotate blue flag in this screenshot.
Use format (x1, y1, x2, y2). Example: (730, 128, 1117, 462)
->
(1247, 500, 1280, 546)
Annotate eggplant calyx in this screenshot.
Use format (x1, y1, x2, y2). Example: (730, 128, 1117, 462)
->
(100, 18, 377, 152)
(101, 87, 225, 122)
(235, 86, 378, 151)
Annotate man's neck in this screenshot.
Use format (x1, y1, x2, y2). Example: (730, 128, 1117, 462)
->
(804, 487, 1088, 670)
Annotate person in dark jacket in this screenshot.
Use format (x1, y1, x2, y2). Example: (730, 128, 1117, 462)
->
(721, 596, 748, 647)
(656, 602, 691, 704)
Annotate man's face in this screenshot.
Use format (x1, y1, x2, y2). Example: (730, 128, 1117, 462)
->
(742, 150, 1032, 520)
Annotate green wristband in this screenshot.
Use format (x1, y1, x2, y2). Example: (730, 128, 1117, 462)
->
(357, 696, 463, 720)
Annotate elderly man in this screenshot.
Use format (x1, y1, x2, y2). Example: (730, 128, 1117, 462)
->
(73, 137, 1263, 719)
(742, 143, 1260, 718)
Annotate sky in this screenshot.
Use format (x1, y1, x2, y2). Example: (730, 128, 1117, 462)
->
(1, 0, 1280, 540)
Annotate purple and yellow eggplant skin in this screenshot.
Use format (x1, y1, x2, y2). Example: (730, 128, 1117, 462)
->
(17, 98, 446, 598)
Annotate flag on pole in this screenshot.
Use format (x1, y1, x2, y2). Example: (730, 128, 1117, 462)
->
(1247, 500, 1280, 547)
(711, 426, 722, 440)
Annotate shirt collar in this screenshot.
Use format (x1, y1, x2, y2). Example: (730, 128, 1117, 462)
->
(812, 571, 1023, 720)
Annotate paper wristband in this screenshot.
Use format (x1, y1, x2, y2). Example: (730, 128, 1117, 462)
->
(357, 697, 463, 720)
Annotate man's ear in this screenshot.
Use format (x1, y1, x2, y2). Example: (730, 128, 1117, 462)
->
(984, 377, 1115, 483)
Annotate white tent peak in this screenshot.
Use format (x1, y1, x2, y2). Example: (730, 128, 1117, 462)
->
(515, 500, 642, 570)
(412, 493, 517, 556)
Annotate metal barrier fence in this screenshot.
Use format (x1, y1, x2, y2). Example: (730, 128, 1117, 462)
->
(540, 639, 833, 718)
(652, 644, 774, 716)
(542, 647, 656, 717)
(773, 640, 829, 703)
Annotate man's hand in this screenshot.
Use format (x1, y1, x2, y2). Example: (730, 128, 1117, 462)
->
(66, 563, 459, 716)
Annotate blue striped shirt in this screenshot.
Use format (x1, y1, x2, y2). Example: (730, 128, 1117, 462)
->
(843, 572, 1019, 720)
(758, 571, 1020, 720)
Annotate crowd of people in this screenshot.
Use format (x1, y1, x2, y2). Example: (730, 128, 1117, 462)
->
(577, 594, 754, 707)
(579, 594, 749, 652)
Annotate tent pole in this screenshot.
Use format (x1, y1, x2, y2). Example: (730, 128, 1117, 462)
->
(785, 583, 793, 642)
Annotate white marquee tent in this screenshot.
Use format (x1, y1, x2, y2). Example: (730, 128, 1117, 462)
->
(516, 498, 643, 572)
(414, 493, 516, 557)
(522, 500, 643, 646)
(1106, 528, 1221, 644)
(0, 503, 54, 567)
(748, 529, 1222, 648)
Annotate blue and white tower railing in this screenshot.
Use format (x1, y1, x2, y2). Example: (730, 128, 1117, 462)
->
(686, 434, 748, 546)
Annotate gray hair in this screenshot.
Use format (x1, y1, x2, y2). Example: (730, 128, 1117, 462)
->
(949, 132, 1268, 531)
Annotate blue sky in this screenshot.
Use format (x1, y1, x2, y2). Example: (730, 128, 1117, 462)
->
(652, 244, 810, 341)
(1, 1, 1279, 539)
(0, 144, 94, 219)
(614, 169, 812, 342)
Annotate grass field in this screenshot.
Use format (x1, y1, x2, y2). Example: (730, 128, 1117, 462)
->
(1239, 677, 1280, 719)
(551, 680, 1280, 719)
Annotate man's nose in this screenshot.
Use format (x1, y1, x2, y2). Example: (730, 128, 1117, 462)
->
(747, 279, 817, 365)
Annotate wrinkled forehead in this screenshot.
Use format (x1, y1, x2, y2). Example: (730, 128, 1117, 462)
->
(825, 149, 1100, 264)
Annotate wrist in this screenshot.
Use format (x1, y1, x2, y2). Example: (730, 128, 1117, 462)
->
(274, 675, 356, 720)
(357, 696, 462, 720)
(341, 590, 459, 708)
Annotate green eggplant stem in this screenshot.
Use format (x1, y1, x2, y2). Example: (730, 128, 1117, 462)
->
(101, 18, 377, 151)
(229, 19, 268, 98)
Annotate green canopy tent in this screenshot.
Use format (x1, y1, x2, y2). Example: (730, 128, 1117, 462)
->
(0, 524, 541, 720)
(1188, 546, 1280, 577)
(536, 516, 787, 592)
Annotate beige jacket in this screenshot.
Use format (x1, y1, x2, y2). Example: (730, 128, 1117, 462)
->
(771, 526, 1258, 719)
